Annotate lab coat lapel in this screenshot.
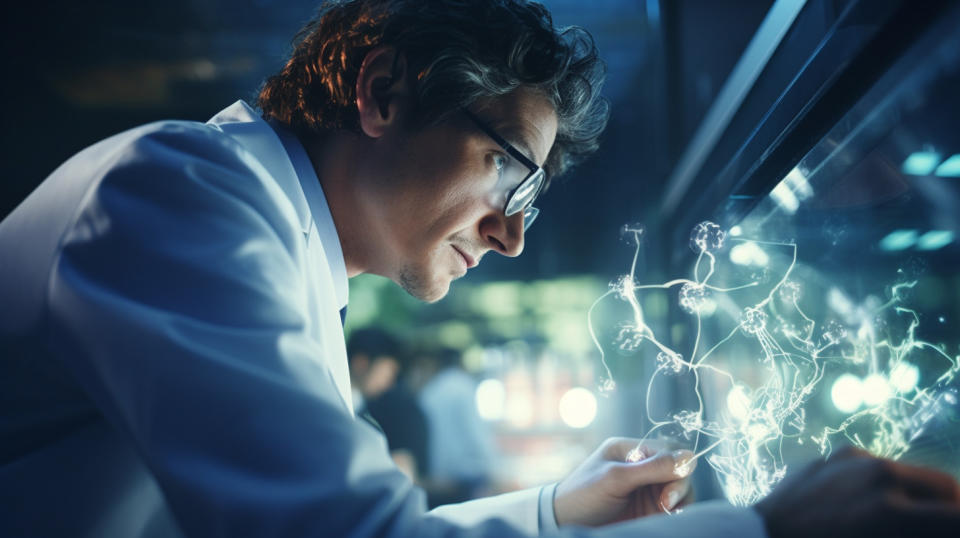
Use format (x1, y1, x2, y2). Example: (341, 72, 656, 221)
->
(207, 101, 354, 415)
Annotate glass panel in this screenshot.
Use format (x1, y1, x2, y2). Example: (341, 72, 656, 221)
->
(695, 9, 960, 499)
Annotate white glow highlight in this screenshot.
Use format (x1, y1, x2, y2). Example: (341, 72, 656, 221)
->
(475, 379, 506, 421)
(558, 387, 598, 429)
(783, 168, 814, 200)
(890, 362, 920, 393)
(729, 241, 769, 266)
(770, 181, 800, 214)
(831, 374, 864, 414)
(862, 374, 893, 407)
(727, 385, 751, 421)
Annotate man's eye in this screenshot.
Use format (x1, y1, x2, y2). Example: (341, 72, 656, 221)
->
(493, 153, 507, 175)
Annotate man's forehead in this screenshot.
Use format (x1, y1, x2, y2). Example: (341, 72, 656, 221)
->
(476, 89, 558, 166)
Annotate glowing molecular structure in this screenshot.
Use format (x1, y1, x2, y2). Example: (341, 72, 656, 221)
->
(588, 221, 960, 508)
(740, 307, 767, 335)
(689, 221, 726, 253)
(657, 351, 686, 374)
(674, 410, 704, 433)
(821, 320, 846, 345)
(598, 378, 616, 395)
(679, 283, 709, 314)
(778, 281, 801, 303)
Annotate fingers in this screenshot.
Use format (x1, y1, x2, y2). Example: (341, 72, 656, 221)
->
(609, 448, 697, 492)
(601, 437, 669, 462)
(659, 477, 692, 511)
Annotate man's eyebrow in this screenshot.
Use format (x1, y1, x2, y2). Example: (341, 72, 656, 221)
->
(493, 122, 542, 166)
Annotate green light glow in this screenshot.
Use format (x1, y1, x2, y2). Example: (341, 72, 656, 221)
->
(916, 230, 954, 251)
(902, 151, 941, 176)
(879, 230, 918, 251)
(934, 154, 960, 177)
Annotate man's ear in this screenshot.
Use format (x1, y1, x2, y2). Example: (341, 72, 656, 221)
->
(356, 46, 410, 138)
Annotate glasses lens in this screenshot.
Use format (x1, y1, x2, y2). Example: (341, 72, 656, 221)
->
(523, 206, 539, 231)
(505, 168, 545, 216)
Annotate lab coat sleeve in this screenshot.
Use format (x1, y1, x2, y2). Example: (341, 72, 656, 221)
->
(42, 122, 767, 538)
(428, 486, 541, 533)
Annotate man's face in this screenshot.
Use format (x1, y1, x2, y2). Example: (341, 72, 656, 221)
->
(360, 87, 558, 302)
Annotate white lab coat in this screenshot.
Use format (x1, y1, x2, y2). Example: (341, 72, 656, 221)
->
(0, 101, 765, 538)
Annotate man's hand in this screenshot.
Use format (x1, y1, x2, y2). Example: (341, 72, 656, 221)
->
(553, 437, 696, 527)
(755, 446, 960, 538)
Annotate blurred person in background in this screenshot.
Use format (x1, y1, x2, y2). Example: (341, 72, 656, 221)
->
(347, 327, 430, 482)
(1, 0, 958, 537)
(418, 347, 498, 507)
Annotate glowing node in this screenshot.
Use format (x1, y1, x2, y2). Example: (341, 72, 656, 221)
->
(617, 325, 644, 351)
(778, 281, 802, 303)
(740, 307, 768, 335)
(657, 351, 686, 374)
(625, 446, 644, 463)
(679, 283, 709, 314)
(831, 374, 864, 413)
(674, 410, 703, 433)
(612, 275, 635, 300)
(862, 374, 892, 407)
(620, 223, 644, 241)
(821, 320, 847, 345)
(689, 221, 726, 253)
(674, 458, 695, 477)
(558, 388, 598, 429)
(598, 378, 616, 395)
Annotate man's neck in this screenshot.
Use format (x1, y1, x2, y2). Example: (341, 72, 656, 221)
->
(300, 131, 372, 278)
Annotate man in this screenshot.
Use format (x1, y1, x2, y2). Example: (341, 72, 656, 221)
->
(346, 328, 429, 482)
(0, 1, 957, 537)
(417, 347, 498, 507)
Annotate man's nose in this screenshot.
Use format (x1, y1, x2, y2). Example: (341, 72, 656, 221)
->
(481, 210, 525, 257)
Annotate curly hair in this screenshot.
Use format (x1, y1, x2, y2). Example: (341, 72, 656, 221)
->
(258, 0, 608, 178)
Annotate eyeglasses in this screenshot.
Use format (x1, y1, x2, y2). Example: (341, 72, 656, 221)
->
(463, 109, 545, 231)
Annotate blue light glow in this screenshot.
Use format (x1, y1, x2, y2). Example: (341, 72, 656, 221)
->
(901, 151, 941, 176)
(934, 154, 960, 177)
(916, 230, 954, 251)
(878, 229, 918, 251)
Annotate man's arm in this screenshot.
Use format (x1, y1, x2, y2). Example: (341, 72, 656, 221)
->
(41, 124, 735, 538)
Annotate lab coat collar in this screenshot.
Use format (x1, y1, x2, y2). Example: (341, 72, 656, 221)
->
(207, 100, 349, 311)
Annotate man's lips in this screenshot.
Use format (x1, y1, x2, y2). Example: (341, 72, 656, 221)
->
(453, 246, 478, 269)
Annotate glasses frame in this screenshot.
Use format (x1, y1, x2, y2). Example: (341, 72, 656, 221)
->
(462, 109, 545, 231)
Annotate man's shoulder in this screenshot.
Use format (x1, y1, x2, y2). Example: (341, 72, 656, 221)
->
(98, 117, 257, 171)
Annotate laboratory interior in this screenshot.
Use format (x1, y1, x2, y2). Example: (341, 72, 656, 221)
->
(2, 0, 959, 513)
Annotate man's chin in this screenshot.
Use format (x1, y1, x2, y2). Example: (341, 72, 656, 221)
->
(396, 269, 451, 303)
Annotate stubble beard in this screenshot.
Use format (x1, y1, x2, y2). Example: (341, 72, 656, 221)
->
(398, 264, 448, 304)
